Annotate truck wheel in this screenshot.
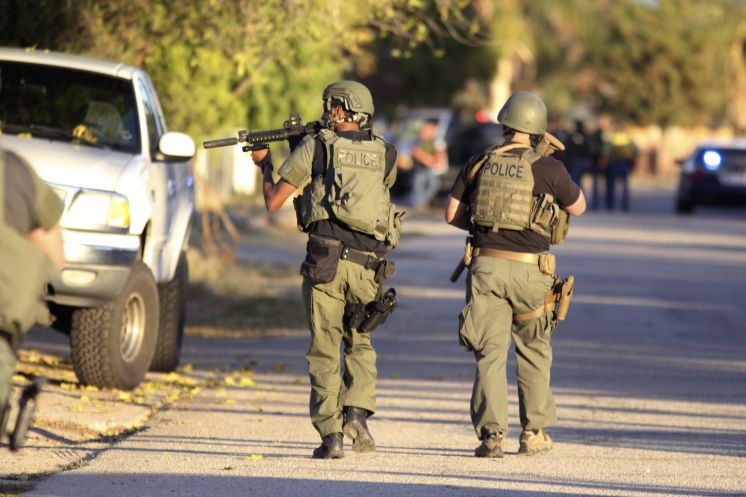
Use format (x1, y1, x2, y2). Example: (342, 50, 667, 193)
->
(150, 251, 188, 372)
(70, 262, 159, 390)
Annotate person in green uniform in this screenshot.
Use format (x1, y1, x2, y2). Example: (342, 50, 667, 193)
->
(1, 148, 65, 445)
(445, 92, 586, 457)
(250, 81, 402, 459)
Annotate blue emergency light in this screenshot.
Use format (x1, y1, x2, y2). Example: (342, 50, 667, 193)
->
(702, 150, 722, 171)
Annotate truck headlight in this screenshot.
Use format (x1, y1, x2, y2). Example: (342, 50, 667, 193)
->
(66, 192, 130, 230)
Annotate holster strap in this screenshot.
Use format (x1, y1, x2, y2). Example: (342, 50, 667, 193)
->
(340, 246, 383, 272)
(474, 248, 540, 265)
(514, 302, 555, 323)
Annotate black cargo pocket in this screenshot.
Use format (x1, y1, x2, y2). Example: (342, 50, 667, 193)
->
(300, 235, 343, 284)
(458, 302, 479, 352)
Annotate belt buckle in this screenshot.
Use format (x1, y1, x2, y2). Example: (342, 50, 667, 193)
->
(341, 247, 350, 260)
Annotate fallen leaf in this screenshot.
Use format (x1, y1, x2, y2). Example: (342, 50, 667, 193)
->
(239, 377, 256, 387)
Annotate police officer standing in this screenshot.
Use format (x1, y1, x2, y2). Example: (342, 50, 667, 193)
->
(1, 148, 65, 449)
(445, 92, 586, 457)
(251, 81, 402, 459)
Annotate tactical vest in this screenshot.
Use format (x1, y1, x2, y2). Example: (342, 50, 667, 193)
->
(0, 153, 52, 336)
(469, 146, 560, 241)
(295, 130, 402, 247)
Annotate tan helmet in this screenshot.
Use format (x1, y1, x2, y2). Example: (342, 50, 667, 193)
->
(497, 92, 547, 135)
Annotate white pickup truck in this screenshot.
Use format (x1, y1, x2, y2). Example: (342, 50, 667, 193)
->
(0, 48, 195, 390)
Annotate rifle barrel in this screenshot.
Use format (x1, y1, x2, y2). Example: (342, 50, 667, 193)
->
(203, 137, 240, 149)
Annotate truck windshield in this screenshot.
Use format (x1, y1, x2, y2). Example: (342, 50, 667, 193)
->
(0, 61, 140, 153)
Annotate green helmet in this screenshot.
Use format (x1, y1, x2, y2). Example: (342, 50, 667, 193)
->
(497, 92, 547, 135)
(322, 80, 374, 117)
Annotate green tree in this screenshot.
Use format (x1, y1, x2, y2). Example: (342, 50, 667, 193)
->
(590, 0, 727, 127)
(1, 0, 483, 140)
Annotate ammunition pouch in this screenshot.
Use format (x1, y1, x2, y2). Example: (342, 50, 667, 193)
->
(528, 193, 559, 238)
(344, 288, 397, 333)
(528, 193, 571, 245)
(293, 196, 309, 233)
(538, 253, 556, 275)
(300, 234, 343, 284)
(551, 210, 570, 245)
(386, 209, 406, 249)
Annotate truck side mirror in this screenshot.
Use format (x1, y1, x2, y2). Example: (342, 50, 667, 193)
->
(158, 132, 195, 161)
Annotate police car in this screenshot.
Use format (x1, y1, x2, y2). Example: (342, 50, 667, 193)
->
(675, 139, 746, 213)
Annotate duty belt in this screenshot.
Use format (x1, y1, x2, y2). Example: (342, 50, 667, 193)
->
(473, 248, 540, 264)
(340, 245, 383, 272)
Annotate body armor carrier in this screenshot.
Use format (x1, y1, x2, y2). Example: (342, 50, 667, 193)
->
(0, 154, 52, 336)
(469, 146, 561, 241)
(295, 130, 403, 247)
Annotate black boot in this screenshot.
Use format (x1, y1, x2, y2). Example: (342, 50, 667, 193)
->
(343, 407, 376, 453)
(474, 432, 504, 458)
(312, 432, 344, 459)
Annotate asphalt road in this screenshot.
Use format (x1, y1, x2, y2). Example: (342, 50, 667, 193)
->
(25, 182, 746, 497)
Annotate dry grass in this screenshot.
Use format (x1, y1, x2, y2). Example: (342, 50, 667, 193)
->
(185, 249, 306, 337)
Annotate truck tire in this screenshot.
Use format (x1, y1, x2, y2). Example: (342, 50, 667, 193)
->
(150, 251, 188, 372)
(70, 262, 159, 390)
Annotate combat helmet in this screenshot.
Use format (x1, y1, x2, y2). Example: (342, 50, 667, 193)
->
(497, 92, 547, 135)
(323, 80, 374, 128)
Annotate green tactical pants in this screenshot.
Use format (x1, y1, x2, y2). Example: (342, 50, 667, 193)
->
(0, 332, 16, 412)
(302, 259, 380, 438)
(459, 256, 558, 439)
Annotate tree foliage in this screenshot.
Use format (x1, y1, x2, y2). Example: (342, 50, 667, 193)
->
(0, 0, 482, 138)
(1, 0, 744, 132)
(590, 0, 729, 127)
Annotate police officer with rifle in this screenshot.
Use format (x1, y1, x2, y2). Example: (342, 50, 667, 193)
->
(445, 92, 586, 458)
(204, 81, 403, 459)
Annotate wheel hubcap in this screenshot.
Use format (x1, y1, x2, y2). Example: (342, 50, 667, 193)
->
(121, 292, 146, 362)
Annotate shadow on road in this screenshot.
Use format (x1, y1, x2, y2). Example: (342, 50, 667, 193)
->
(26, 471, 746, 497)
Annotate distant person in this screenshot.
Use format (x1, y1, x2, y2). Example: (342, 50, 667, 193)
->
(1, 148, 64, 449)
(604, 122, 637, 211)
(547, 117, 569, 165)
(250, 81, 403, 459)
(587, 115, 611, 210)
(565, 119, 590, 189)
(410, 119, 445, 212)
(445, 92, 586, 458)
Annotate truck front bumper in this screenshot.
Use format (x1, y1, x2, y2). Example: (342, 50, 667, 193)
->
(47, 230, 141, 308)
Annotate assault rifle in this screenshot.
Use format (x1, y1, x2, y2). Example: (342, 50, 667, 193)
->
(203, 114, 326, 151)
